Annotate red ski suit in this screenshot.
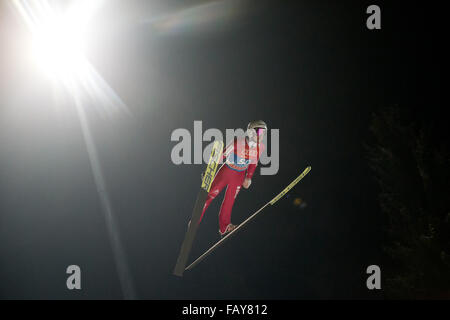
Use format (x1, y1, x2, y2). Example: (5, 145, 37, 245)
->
(200, 137, 265, 233)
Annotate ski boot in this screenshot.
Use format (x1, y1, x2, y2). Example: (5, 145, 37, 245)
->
(219, 224, 237, 238)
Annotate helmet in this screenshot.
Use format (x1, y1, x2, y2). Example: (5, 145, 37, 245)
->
(247, 120, 267, 131)
(246, 120, 267, 141)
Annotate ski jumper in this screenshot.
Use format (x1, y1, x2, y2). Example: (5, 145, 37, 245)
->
(199, 137, 265, 233)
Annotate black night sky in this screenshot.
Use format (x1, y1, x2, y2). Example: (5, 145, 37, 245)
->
(0, 1, 445, 299)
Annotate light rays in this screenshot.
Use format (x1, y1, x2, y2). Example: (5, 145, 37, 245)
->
(12, 0, 135, 299)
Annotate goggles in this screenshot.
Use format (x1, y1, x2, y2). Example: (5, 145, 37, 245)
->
(256, 128, 266, 136)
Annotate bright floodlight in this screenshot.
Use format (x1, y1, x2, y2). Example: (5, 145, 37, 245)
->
(32, 15, 86, 80)
(13, 0, 128, 113)
(14, 0, 93, 82)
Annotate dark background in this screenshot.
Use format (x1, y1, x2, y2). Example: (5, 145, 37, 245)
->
(0, 1, 443, 299)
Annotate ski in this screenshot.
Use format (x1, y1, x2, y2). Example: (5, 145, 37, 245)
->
(185, 166, 311, 272)
(173, 140, 224, 277)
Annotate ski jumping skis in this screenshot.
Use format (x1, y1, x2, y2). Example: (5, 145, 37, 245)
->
(173, 140, 224, 277)
(185, 166, 312, 272)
